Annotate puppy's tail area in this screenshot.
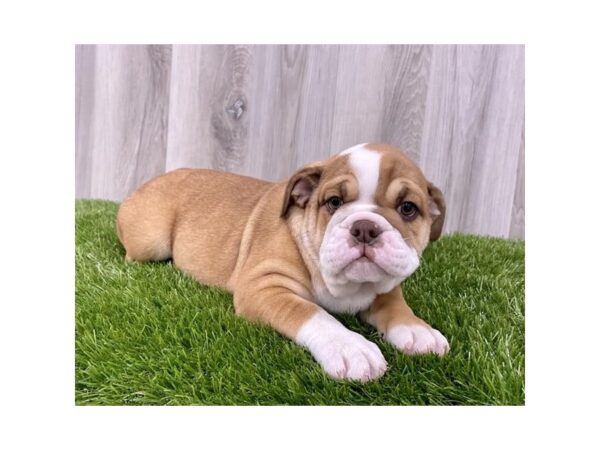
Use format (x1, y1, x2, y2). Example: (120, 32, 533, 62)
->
(115, 170, 193, 262)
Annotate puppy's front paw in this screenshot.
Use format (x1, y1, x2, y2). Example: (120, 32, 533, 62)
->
(316, 331, 387, 382)
(296, 312, 387, 382)
(386, 324, 449, 356)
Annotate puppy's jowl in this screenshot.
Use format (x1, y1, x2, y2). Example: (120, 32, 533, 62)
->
(117, 143, 449, 381)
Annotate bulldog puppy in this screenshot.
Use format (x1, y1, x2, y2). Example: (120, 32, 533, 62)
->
(117, 143, 449, 382)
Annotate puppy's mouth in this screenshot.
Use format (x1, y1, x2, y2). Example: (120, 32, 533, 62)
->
(343, 243, 379, 265)
(340, 245, 368, 266)
(342, 246, 386, 282)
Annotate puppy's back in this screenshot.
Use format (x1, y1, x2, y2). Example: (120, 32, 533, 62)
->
(117, 168, 274, 286)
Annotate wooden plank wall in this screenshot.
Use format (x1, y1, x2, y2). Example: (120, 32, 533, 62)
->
(75, 44, 525, 239)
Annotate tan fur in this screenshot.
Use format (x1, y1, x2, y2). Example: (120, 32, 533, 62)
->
(118, 168, 320, 338)
(117, 144, 446, 352)
(360, 286, 431, 333)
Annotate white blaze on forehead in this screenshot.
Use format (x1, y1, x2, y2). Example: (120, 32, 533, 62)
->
(340, 144, 381, 204)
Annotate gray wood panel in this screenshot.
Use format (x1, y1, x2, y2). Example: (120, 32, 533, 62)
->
(379, 46, 432, 161)
(329, 45, 388, 154)
(166, 45, 252, 173)
(75, 45, 172, 200)
(75, 44, 525, 239)
(243, 45, 341, 179)
(75, 45, 96, 198)
(330, 45, 431, 162)
(419, 45, 525, 237)
(509, 127, 525, 239)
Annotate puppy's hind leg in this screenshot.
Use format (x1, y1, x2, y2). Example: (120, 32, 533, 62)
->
(116, 186, 176, 263)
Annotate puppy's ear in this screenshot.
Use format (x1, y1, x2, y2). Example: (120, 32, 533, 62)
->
(281, 165, 323, 217)
(427, 182, 446, 241)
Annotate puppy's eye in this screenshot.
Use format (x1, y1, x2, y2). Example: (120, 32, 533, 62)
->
(325, 196, 343, 213)
(398, 201, 418, 220)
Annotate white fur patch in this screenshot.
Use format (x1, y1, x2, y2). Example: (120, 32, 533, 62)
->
(314, 284, 378, 314)
(342, 145, 381, 204)
(296, 310, 388, 381)
(386, 324, 449, 356)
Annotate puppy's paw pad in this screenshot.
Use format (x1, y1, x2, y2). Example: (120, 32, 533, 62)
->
(386, 324, 449, 356)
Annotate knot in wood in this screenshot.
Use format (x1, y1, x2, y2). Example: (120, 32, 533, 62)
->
(226, 98, 245, 120)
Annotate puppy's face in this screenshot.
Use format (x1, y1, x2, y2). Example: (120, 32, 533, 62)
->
(282, 144, 445, 298)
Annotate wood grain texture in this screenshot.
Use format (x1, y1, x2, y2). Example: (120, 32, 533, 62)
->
(379, 46, 432, 161)
(419, 45, 525, 237)
(75, 45, 96, 198)
(243, 45, 340, 179)
(329, 45, 388, 153)
(75, 44, 525, 239)
(166, 45, 252, 173)
(509, 126, 525, 239)
(75, 45, 172, 200)
(330, 45, 431, 161)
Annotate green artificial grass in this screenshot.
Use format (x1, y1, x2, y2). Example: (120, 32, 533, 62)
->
(75, 199, 525, 405)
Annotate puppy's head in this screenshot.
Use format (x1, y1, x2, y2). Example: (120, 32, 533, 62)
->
(281, 143, 445, 297)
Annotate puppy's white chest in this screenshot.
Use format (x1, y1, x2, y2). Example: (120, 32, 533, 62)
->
(313, 284, 377, 314)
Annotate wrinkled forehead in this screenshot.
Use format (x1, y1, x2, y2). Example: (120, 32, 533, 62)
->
(321, 143, 429, 204)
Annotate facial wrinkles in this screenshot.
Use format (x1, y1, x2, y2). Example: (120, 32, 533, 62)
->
(288, 209, 318, 275)
(302, 205, 321, 268)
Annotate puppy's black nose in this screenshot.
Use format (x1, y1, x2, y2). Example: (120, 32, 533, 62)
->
(350, 220, 382, 244)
